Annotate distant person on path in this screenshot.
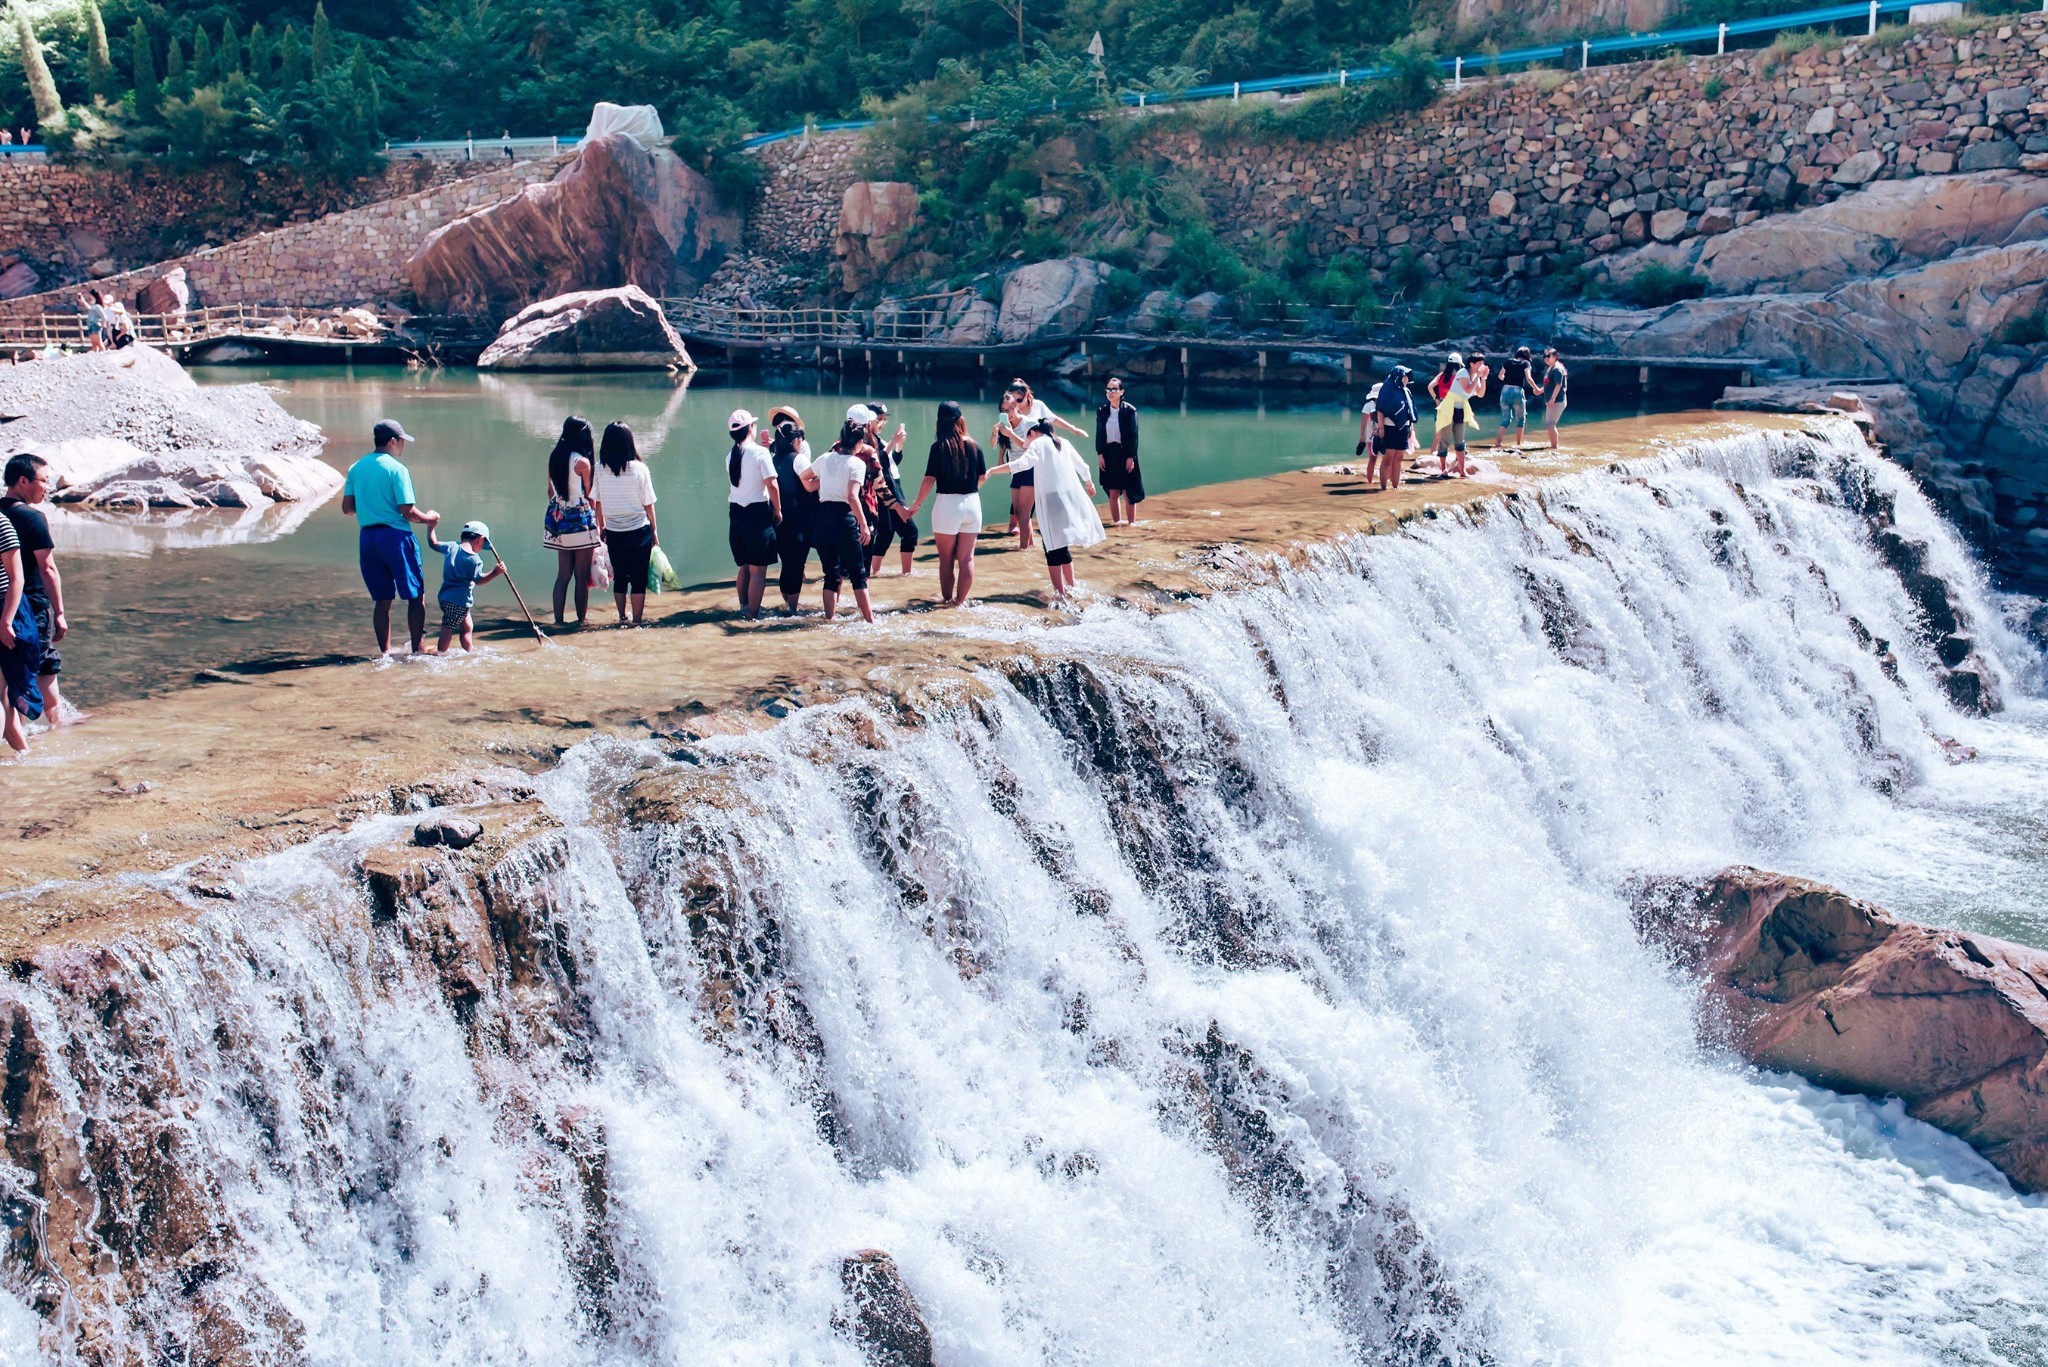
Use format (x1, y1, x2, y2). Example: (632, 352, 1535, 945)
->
(341, 419, 438, 657)
(1356, 380, 1383, 485)
(591, 421, 658, 627)
(3, 455, 65, 726)
(801, 418, 876, 623)
(725, 409, 782, 620)
(1375, 366, 1417, 492)
(0, 482, 41, 754)
(861, 402, 919, 579)
(1095, 377, 1143, 526)
(543, 415, 600, 627)
(906, 400, 987, 607)
(985, 417, 1105, 602)
(1495, 346, 1534, 451)
(427, 519, 503, 653)
(78, 290, 104, 351)
(768, 408, 817, 614)
(501, 130, 514, 159)
(1540, 347, 1570, 450)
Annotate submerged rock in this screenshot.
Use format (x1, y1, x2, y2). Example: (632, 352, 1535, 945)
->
(0, 347, 337, 512)
(477, 286, 694, 371)
(1640, 868, 2048, 1192)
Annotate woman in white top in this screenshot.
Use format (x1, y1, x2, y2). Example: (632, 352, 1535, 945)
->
(999, 379, 1086, 551)
(542, 415, 599, 626)
(590, 421, 658, 626)
(724, 408, 783, 621)
(984, 417, 1104, 602)
(798, 420, 876, 624)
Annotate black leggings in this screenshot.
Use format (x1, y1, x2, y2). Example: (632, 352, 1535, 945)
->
(815, 505, 870, 593)
(778, 520, 812, 597)
(604, 524, 655, 594)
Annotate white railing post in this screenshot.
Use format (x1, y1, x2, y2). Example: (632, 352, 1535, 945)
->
(1454, 56, 1463, 90)
(1868, 0, 1878, 33)
(1717, 22, 1727, 54)
(1232, 82, 1241, 102)
(1580, 40, 1589, 70)
(1338, 69, 1346, 87)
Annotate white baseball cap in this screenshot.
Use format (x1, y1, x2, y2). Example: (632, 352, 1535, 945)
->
(460, 520, 491, 543)
(1448, 351, 1465, 366)
(728, 408, 755, 429)
(846, 403, 877, 424)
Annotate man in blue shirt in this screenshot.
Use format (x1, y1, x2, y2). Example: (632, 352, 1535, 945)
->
(341, 418, 439, 656)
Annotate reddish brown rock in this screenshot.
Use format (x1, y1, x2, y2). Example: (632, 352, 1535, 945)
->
(1648, 868, 2048, 1190)
(476, 286, 694, 371)
(834, 181, 924, 295)
(405, 133, 742, 319)
(133, 266, 190, 319)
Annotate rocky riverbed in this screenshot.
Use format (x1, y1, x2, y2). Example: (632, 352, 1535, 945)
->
(0, 346, 339, 510)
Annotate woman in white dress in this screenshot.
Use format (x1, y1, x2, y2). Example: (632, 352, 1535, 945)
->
(984, 417, 1104, 601)
(999, 379, 1087, 551)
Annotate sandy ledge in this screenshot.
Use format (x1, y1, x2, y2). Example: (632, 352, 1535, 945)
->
(0, 410, 1815, 951)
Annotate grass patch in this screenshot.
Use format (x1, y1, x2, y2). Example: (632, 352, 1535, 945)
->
(1703, 76, 1725, 100)
(1767, 27, 1844, 62)
(1621, 262, 1708, 307)
(1866, 23, 1913, 49)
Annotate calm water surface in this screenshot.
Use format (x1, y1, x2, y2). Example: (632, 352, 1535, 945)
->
(55, 365, 1651, 704)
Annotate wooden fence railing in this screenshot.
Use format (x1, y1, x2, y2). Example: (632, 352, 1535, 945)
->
(0, 302, 395, 350)
(662, 294, 990, 347)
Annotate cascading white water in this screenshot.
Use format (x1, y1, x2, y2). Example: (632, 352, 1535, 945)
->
(5, 422, 2046, 1366)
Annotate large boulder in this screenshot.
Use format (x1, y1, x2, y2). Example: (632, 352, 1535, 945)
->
(834, 182, 924, 295)
(1642, 869, 2048, 1192)
(996, 257, 1111, 344)
(405, 133, 743, 319)
(477, 286, 694, 371)
(0, 347, 337, 512)
(134, 267, 191, 320)
(1597, 171, 2048, 298)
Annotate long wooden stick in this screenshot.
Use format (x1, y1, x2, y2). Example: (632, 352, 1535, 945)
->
(491, 550, 551, 645)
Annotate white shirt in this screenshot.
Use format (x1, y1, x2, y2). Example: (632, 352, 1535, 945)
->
(727, 439, 778, 506)
(1363, 383, 1382, 417)
(1104, 406, 1122, 445)
(593, 459, 656, 530)
(1005, 397, 1053, 445)
(811, 447, 867, 505)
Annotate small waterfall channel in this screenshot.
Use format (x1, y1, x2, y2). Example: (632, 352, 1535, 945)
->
(4, 422, 2046, 1366)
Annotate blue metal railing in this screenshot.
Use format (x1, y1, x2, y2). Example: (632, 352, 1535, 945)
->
(736, 0, 1946, 148)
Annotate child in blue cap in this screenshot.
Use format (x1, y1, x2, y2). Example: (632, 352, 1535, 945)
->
(426, 517, 504, 653)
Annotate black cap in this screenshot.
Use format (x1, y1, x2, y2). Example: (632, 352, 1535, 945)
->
(373, 418, 416, 446)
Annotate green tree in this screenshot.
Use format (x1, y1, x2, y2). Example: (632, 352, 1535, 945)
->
(311, 3, 333, 75)
(246, 22, 270, 85)
(193, 28, 215, 87)
(278, 25, 305, 87)
(11, 3, 64, 130)
(219, 21, 242, 80)
(165, 35, 191, 102)
(129, 18, 159, 123)
(84, 0, 113, 104)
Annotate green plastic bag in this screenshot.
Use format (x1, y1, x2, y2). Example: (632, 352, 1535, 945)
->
(647, 544, 680, 594)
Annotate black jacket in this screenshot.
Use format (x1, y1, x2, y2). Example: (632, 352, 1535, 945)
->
(1095, 401, 1140, 461)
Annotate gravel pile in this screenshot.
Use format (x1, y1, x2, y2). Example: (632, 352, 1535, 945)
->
(0, 347, 323, 465)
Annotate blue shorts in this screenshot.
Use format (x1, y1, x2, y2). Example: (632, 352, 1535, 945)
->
(1500, 385, 1528, 428)
(359, 525, 425, 602)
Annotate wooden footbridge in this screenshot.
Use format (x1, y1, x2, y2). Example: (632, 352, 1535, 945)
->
(0, 302, 486, 363)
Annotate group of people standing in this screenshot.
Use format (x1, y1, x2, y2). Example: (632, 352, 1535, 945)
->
(73, 290, 136, 351)
(1355, 346, 1570, 490)
(538, 377, 1146, 631)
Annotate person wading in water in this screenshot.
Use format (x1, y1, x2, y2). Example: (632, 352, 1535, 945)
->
(906, 400, 987, 607)
(725, 409, 783, 621)
(341, 419, 438, 657)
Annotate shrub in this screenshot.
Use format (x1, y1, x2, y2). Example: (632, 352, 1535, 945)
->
(1408, 277, 1466, 344)
(1768, 28, 1843, 61)
(1166, 220, 1249, 296)
(1702, 76, 1725, 100)
(1999, 309, 2047, 347)
(1105, 268, 1146, 312)
(1622, 262, 1708, 307)
(1867, 23, 1913, 50)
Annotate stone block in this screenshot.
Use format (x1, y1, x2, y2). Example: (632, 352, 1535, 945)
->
(1832, 149, 1885, 183)
(1650, 208, 1690, 242)
(1959, 139, 2022, 170)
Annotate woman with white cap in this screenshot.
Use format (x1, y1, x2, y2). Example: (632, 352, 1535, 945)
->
(725, 408, 782, 620)
(1429, 351, 1478, 479)
(983, 417, 1103, 602)
(766, 406, 815, 614)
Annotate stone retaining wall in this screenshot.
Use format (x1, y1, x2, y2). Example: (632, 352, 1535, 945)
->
(743, 13, 2048, 294)
(0, 156, 540, 282)
(0, 155, 570, 320)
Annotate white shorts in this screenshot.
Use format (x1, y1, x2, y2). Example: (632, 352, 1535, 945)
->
(932, 492, 983, 537)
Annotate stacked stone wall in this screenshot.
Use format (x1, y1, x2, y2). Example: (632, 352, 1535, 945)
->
(0, 156, 549, 281)
(743, 13, 2048, 294)
(0, 155, 569, 320)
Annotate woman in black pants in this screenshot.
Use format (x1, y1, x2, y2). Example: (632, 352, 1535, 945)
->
(800, 420, 876, 624)
(768, 412, 817, 614)
(725, 409, 781, 620)
(590, 421, 658, 626)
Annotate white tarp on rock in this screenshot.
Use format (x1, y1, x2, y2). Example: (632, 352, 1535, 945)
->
(584, 102, 666, 149)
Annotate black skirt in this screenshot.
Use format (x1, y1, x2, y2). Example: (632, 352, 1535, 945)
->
(1098, 442, 1145, 502)
(728, 500, 778, 568)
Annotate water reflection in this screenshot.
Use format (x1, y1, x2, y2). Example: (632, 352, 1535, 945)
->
(47, 494, 335, 556)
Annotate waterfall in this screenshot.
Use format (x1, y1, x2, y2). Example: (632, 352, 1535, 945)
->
(5, 422, 2046, 1366)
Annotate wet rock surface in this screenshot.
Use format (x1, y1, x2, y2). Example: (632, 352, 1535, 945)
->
(477, 285, 695, 371)
(1639, 868, 2048, 1192)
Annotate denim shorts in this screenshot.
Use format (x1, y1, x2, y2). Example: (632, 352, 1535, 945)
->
(1500, 385, 1528, 428)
